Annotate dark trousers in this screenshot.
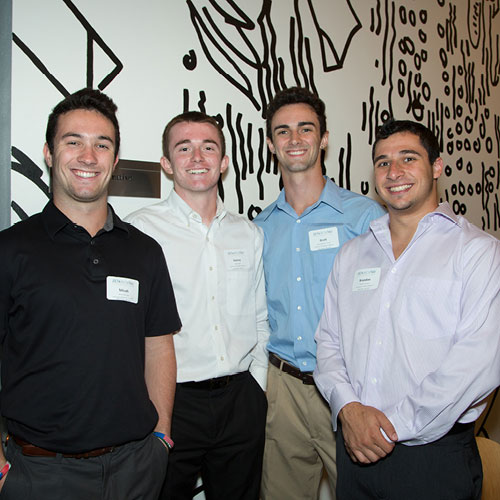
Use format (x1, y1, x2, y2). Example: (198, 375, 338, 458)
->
(0, 433, 168, 500)
(337, 423, 482, 500)
(161, 371, 267, 500)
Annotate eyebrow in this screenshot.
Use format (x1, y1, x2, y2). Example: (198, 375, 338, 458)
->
(373, 149, 423, 164)
(273, 121, 317, 132)
(61, 132, 114, 144)
(173, 139, 219, 148)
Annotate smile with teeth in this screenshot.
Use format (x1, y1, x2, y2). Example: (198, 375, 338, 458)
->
(74, 170, 98, 178)
(187, 168, 209, 174)
(287, 150, 306, 156)
(388, 184, 412, 192)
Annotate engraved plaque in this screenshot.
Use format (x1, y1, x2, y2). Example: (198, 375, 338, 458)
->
(109, 159, 161, 198)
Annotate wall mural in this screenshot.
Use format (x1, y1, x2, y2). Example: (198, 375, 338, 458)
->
(11, 0, 500, 470)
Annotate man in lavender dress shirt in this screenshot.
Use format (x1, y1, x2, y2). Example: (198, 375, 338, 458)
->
(314, 119, 500, 499)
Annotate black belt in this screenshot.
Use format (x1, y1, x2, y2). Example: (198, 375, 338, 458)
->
(180, 371, 247, 390)
(447, 421, 474, 436)
(269, 352, 315, 385)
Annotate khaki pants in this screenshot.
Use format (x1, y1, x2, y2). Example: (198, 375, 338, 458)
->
(261, 362, 337, 500)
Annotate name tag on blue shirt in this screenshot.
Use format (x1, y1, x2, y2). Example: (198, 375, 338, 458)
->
(308, 227, 339, 251)
(352, 268, 381, 291)
(106, 276, 139, 303)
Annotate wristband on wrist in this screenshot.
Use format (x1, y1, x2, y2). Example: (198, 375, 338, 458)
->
(153, 431, 174, 450)
(0, 461, 11, 480)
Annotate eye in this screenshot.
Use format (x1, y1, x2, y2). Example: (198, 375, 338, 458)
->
(376, 160, 389, 168)
(96, 143, 110, 150)
(403, 156, 415, 163)
(301, 127, 312, 133)
(276, 129, 288, 136)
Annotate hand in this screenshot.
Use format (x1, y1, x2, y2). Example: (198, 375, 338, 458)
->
(339, 402, 398, 464)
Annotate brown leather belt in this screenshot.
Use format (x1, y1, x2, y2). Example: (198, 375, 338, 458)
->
(10, 436, 115, 459)
(269, 352, 315, 385)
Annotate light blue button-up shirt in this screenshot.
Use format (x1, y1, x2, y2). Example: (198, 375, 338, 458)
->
(254, 177, 385, 371)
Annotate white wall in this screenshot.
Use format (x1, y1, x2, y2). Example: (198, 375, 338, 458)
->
(10, 1, 500, 495)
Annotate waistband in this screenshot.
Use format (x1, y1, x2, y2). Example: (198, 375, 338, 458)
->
(269, 352, 315, 385)
(179, 371, 248, 390)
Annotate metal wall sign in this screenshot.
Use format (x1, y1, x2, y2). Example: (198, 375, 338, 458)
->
(109, 159, 161, 198)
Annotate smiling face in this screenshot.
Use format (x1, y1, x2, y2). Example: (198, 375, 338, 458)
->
(373, 131, 442, 218)
(161, 121, 228, 201)
(43, 109, 118, 210)
(267, 103, 328, 176)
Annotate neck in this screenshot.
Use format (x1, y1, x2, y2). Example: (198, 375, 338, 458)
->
(53, 197, 109, 237)
(175, 187, 218, 226)
(388, 201, 439, 259)
(281, 166, 326, 216)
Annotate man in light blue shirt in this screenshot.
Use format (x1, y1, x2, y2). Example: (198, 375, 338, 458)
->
(254, 87, 384, 500)
(314, 119, 500, 499)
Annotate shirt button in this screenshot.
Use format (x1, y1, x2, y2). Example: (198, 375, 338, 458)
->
(220, 356, 225, 361)
(296, 219, 301, 224)
(391, 267, 397, 274)
(296, 276, 302, 282)
(297, 305, 302, 311)
(211, 296, 215, 301)
(93, 258, 99, 265)
(209, 266, 213, 271)
(302, 361, 307, 366)
(372, 377, 377, 384)
(385, 302, 390, 309)
(214, 325, 218, 331)
(297, 336, 302, 341)
(377, 340, 382, 345)
(90, 240, 95, 246)
(296, 247, 301, 252)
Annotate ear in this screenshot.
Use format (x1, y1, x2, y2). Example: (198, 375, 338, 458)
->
(160, 156, 173, 175)
(43, 143, 53, 168)
(266, 137, 275, 154)
(220, 155, 229, 174)
(113, 155, 119, 171)
(320, 131, 329, 150)
(432, 157, 443, 180)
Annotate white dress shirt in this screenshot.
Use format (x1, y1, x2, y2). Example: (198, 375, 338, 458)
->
(126, 190, 270, 389)
(314, 202, 500, 445)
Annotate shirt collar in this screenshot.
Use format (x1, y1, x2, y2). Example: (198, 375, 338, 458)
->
(42, 200, 129, 238)
(262, 177, 343, 220)
(168, 189, 227, 225)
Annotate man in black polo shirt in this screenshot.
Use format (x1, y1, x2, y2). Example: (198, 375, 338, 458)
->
(0, 89, 181, 499)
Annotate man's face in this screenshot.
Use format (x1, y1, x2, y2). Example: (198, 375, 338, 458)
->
(43, 109, 117, 207)
(161, 121, 228, 198)
(373, 131, 442, 216)
(267, 103, 328, 175)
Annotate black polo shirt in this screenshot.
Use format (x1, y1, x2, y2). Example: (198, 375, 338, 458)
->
(0, 201, 181, 453)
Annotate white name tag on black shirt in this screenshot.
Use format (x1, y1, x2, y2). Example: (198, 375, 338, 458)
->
(106, 276, 139, 303)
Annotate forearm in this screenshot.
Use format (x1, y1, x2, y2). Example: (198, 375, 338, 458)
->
(145, 334, 177, 435)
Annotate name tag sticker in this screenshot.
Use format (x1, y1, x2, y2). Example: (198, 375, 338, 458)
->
(224, 249, 248, 270)
(352, 268, 381, 292)
(308, 227, 339, 251)
(106, 276, 139, 303)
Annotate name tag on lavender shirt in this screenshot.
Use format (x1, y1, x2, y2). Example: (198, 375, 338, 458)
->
(106, 276, 139, 303)
(352, 268, 381, 291)
(308, 227, 339, 251)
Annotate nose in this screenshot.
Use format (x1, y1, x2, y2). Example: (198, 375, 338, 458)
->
(78, 145, 97, 165)
(387, 161, 404, 180)
(191, 147, 203, 162)
(289, 129, 300, 144)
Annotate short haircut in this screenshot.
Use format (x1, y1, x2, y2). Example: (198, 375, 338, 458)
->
(45, 88, 120, 158)
(162, 111, 226, 160)
(372, 119, 441, 165)
(265, 86, 327, 139)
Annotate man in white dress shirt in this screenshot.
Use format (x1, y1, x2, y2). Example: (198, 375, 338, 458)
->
(314, 119, 500, 499)
(126, 111, 269, 500)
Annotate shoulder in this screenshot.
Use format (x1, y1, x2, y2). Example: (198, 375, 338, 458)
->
(223, 211, 264, 239)
(124, 199, 171, 225)
(253, 199, 278, 227)
(0, 212, 44, 245)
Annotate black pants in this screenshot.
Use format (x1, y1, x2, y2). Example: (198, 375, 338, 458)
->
(161, 371, 267, 500)
(337, 423, 482, 500)
(0, 433, 168, 500)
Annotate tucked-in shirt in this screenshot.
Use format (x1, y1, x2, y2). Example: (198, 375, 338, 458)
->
(314, 202, 500, 445)
(0, 201, 181, 453)
(126, 190, 270, 389)
(254, 177, 385, 372)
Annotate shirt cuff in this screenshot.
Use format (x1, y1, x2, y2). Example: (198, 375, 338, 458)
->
(330, 384, 361, 431)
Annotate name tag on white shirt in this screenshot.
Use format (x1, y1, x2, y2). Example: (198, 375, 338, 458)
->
(308, 227, 339, 251)
(106, 276, 139, 303)
(352, 268, 381, 291)
(224, 249, 248, 270)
